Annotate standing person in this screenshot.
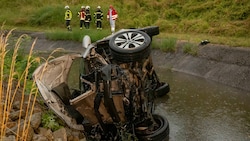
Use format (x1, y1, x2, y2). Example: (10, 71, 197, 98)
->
(64, 5, 72, 31)
(78, 6, 86, 29)
(94, 6, 103, 30)
(107, 5, 118, 33)
(84, 6, 92, 29)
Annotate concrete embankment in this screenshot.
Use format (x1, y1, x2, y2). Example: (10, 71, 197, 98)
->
(12, 31, 250, 92)
(152, 41, 250, 92)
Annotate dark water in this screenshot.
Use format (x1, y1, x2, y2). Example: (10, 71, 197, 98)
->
(154, 67, 250, 141)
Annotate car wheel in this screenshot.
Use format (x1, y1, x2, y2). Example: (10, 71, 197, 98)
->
(109, 30, 151, 62)
(136, 114, 169, 141)
(139, 26, 160, 37)
(155, 82, 170, 97)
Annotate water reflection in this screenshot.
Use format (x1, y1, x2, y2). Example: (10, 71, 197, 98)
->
(154, 67, 250, 141)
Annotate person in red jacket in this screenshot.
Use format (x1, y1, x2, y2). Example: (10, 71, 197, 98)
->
(78, 6, 86, 29)
(107, 5, 118, 33)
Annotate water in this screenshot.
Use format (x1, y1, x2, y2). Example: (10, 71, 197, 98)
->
(154, 67, 250, 141)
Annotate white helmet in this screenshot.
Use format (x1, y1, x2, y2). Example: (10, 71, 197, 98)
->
(65, 5, 69, 9)
(81, 6, 85, 9)
(97, 6, 101, 9)
(86, 6, 90, 9)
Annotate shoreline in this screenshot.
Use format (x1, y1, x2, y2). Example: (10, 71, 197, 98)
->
(13, 31, 250, 92)
(152, 41, 250, 92)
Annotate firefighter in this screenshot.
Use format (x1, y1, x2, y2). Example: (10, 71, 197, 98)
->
(84, 6, 92, 29)
(64, 5, 72, 31)
(107, 5, 118, 33)
(78, 6, 86, 29)
(94, 6, 103, 30)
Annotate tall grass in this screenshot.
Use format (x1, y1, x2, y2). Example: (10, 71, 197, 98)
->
(0, 29, 40, 140)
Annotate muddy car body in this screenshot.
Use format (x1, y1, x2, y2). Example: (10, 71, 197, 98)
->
(33, 26, 170, 140)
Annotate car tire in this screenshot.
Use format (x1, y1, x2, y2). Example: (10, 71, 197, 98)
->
(139, 26, 160, 37)
(155, 82, 170, 97)
(109, 30, 151, 63)
(136, 114, 169, 141)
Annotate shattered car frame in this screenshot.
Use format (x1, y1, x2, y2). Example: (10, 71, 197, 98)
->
(33, 26, 170, 140)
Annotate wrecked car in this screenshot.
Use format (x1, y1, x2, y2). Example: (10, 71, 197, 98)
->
(33, 26, 170, 141)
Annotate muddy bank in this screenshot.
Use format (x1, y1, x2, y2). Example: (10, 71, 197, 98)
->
(14, 31, 250, 92)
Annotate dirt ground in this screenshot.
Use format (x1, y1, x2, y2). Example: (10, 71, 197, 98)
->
(14, 31, 250, 92)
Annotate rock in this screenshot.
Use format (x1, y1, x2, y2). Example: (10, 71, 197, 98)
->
(80, 138, 87, 141)
(25, 126, 35, 141)
(65, 127, 85, 141)
(53, 128, 67, 141)
(13, 101, 21, 110)
(9, 110, 25, 121)
(7, 126, 34, 141)
(1, 135, 15, 141)
(32, 134, 48, 141)
(31, 112, 42, 129)
(38, 127, 54, 141)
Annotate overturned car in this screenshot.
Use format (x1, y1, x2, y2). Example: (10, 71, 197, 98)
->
(33, 26, 170, 141)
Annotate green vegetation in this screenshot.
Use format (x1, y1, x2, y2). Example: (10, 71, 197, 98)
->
(41, 111, 61, 131)
(152, 37, 177, 52)
(46, 28, 110, 42)
(183, 42, 198, 56)
(0, 0, 249, 47)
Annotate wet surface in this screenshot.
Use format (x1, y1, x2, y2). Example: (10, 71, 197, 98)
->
(154, 67, 250, 141)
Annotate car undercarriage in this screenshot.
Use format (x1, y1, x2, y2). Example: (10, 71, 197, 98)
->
(33, 26, 170, 141)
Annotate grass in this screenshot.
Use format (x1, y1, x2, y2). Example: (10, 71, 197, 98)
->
(45, 28, 110, 42)
(0, 0, 249, 47)
(159, 32, 250, 47)
(152, 37, 177, 52)
(183, 42, 198, 56)
(0, 29, 40, 140)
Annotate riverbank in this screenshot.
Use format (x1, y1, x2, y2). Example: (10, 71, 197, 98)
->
(152, 41, 250, 92)
(14, 30, 250, 92)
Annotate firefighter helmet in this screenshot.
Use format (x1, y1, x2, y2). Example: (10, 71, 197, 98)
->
(65, 5, 69, 9)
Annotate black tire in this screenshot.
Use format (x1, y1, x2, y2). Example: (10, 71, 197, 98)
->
(139, 26, 160, 37)
(155, 82, 170, 97)
(109, 30, 151, 63)
(136, 114, 169, 141)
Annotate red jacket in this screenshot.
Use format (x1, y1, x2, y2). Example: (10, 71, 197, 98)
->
(78, 10, 86, 20)
(107, 8, 118, 20)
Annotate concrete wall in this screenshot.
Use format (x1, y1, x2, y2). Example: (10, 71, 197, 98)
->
(152, 42, 250, 92)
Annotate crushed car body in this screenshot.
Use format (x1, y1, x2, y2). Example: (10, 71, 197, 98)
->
(33, 26, 170, 141)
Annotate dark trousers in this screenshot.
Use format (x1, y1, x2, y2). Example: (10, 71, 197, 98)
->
(65, 20, 71, 31)
(66, 20, 70, 27)
(96, 21, 102, 29)
(84, 21, 90, 29)
(80, 20, 84, 28)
